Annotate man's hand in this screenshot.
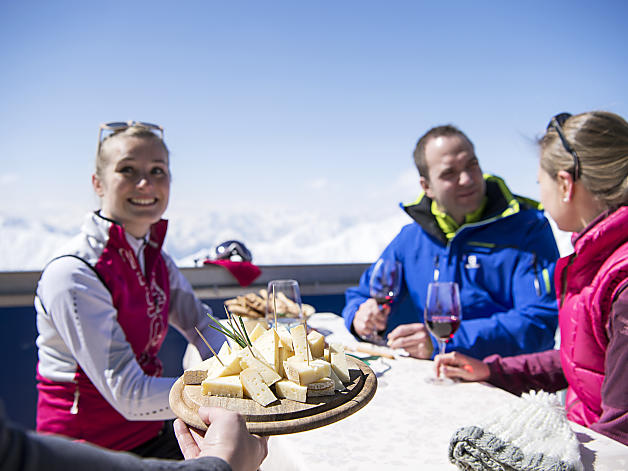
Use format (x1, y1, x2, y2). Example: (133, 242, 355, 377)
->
(352, 298, 390, 339)
(386, 323, 434, 359)
(174, 406, 268, 471)
(433, 351, 490, 382)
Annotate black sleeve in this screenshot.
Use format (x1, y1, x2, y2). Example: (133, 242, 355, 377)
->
(0, 413, 232, 471)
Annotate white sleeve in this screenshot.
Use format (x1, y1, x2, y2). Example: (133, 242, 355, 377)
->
(163, 254, 227, 359)
(37, 257, 176, 421)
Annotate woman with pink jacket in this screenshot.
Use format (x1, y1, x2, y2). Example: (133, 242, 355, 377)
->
(435, 111, 628, 446)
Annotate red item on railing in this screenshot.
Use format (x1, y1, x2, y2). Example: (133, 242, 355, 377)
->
(202, 259, 262, 287)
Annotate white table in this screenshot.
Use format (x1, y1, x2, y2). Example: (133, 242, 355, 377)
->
(260, 313, 627, 471)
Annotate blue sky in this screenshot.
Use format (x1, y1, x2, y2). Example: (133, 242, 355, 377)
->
(1, 1, 627, 224)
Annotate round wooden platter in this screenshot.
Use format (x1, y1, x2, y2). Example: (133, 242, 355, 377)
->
(169, 356, 377, 436)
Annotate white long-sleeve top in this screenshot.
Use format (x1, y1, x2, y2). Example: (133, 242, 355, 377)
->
(35, 212, 225, 423)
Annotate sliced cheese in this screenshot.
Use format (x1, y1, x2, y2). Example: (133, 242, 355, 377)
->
(201, 375, 243, 398)
(240, 368, 277, 406)
(277, 344, 293, 378)
(226, 336, 244, 351)
(306, 377, 334, 391)
(253, 328, 281, 372)
(307, 383, 335, 397)
(329, 342, 351, 384)
(274, 379, 308, 403)
(290, 323, 312, 360)
(307, 330, 325, 358)
(276, 325, 294, 353)
(238, 349, 282, 386)
(283, 358, 331, 385)
(328, 367, 347, 391)
(248, 322, 267, 342)
(240, 317, 268, 335)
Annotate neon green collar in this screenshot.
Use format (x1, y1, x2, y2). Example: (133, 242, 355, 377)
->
(431, 197, 488, 240)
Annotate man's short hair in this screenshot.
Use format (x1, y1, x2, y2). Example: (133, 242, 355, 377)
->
(413, 125, 474, 179)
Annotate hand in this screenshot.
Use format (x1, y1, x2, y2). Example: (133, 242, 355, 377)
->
(386, 323, 433, 359)
(352, 298, 390, 340)
(174, 407, 268, 471)
(433, 351, 490, 382)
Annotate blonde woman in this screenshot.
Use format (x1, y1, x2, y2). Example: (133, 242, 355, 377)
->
(435, 111, 628, 445)
(35, 122, 230, 457)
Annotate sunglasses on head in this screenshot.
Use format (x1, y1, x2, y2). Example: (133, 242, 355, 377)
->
(546, 113, 581, 180)
(97, 121, 164, 152)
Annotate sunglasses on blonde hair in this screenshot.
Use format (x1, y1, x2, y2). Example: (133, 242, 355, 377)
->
(546, 113, 581, 180)
(97, 121, 164, 152)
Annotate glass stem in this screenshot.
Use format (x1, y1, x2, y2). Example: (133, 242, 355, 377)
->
(437, 339, 447, 356)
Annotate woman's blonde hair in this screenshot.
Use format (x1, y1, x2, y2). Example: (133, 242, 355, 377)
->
(95, 124, 170, 179)
(539, 111, 628, 208)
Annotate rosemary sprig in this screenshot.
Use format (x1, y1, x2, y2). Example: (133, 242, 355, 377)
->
(205, 308, 254, 350)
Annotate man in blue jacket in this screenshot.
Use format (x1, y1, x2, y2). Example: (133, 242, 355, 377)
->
(342, 124, 559, 359)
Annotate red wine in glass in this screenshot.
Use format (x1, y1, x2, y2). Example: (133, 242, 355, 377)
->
(425, 315, 461, 340)
(367, 259, 402, 344)
(424, 282, 462, 385)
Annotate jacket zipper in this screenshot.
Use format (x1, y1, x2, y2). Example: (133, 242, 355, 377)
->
(70, 383, 80, 414)
(532, 254, 541, 296)
(433, 255, 440, 281)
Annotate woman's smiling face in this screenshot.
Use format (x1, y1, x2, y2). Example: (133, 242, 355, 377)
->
(93, 135, 170, 238)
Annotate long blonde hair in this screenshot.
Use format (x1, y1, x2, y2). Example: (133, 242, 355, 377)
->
(539, 111, 628, 208)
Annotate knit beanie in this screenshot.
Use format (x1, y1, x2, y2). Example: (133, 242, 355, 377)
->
(449, 390, 583, 471)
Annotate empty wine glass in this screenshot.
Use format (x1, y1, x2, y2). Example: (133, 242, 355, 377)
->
(266, 279, 303, 329)
(424, 281, 462, 385)
(367, 258, 402, 345)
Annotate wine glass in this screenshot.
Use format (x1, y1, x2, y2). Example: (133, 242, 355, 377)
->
(266, 279, 303, 329)
(424, 281, 462, 385)
(367, 258, 402, 345)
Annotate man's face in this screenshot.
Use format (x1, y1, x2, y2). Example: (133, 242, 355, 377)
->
(420, 134, 486, 224)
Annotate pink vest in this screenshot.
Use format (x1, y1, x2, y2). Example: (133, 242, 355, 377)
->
(555, 206, 628, 427)
(37, 219, 171, 451)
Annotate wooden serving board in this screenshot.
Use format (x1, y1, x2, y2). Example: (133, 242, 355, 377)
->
(169, 356, 377, 435)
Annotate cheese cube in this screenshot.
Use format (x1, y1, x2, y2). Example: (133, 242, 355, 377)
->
(283, 358, 331, 385)
(240, 368, 277, 406)
(183, 356, 218, 385)
(238, 349, 281, 386)
(213, 346, 243, 378)
(307, 330, 325, 358)
(274, 379, 308, 403)
(201, 375, 243, 398)
(290, 324, 312, 360)
(329, 343, 351, 384)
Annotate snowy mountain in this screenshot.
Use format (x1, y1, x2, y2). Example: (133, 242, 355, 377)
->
(0, 209, 410, 272)
(0, 209, 573, 272)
